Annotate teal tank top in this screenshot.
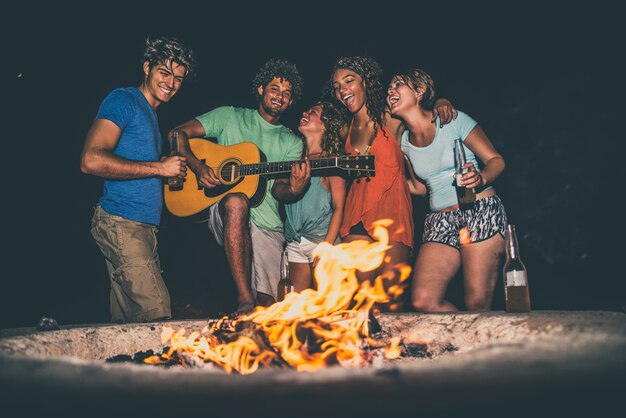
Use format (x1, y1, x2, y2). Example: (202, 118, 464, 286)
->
(284, 176, 333, 243)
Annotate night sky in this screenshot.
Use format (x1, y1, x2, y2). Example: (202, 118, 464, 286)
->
(4, 3, 623, 328)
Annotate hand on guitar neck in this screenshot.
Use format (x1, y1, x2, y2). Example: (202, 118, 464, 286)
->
(289, 158, 311, 197)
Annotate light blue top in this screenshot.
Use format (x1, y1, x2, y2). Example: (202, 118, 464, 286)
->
(401, 110, 490, 211)
(196, 106, 303, 231)
(96, 87, 162, 225)
(284, 176, 333, 243)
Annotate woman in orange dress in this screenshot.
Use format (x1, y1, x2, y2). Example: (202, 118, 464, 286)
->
(328, 56, 456, 296)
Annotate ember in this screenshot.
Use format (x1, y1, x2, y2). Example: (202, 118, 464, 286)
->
(143, 219, 411, 374)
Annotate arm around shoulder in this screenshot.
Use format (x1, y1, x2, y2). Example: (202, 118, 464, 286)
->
(432, 97, 458, 126)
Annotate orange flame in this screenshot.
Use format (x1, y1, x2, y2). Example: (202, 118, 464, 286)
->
(384, 337, 402, 359)
(145, 219, 410, 374)
(459, 227, 471, 246)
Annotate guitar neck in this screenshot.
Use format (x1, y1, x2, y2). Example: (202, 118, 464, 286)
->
(239, 157, 339, 176)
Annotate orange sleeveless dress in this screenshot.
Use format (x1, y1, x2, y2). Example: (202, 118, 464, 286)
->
(340, 125, 414, 248)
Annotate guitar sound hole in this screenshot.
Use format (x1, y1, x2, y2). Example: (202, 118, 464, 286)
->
(220, 162, 241, 184)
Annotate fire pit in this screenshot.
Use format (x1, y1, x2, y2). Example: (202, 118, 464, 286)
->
(1, 311, 625, 418)
(3, 228, 624, 417)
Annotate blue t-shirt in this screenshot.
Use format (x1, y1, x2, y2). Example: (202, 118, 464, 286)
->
(96, 87, 163, 225)
(402, 111, 489, 211)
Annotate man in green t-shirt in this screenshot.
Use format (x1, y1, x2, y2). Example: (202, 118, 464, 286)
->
(170, 59, 310, 313)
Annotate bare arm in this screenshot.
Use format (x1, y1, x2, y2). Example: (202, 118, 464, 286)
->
(432, 98, 458, 127)
(383, 111, 405, 144)
(272, 160, 311, 203)
(461, 125, 505, 189)
(80, 119, 185, 179)
(323, 175, 347, 244)
(168, 119, 221, 188)
(404, 155, 428, 196)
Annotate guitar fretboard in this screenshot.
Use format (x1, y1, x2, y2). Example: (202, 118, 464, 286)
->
(239, 157, 339, 176)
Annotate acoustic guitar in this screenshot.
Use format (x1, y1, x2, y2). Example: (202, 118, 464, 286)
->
(164, 139, 375, 219)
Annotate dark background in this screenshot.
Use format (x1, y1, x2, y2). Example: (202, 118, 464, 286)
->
(4, 3, 623, 328)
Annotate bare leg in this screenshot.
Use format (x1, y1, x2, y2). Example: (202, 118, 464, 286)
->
(412, 242, 461, 312)
(289, 262, 313, 292)
(219, 193, 255, 313)
(460, 233, 505, 311)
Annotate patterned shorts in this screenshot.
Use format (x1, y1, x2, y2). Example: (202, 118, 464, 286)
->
(422, 195, 508, 249)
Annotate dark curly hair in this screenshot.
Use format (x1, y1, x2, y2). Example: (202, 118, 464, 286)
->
(251, 58, 303, 102)
(317, 101, 348, 157)
(142, 36, 196, 78)
(326, 56, 386, 131)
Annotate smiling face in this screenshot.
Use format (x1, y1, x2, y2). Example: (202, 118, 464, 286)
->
(386, 76, 419, 117)
(298, 104, 325, 136)
(142, 59, 186, 109)
(257, 77, 294, 119)
(331, 68, 367, 115)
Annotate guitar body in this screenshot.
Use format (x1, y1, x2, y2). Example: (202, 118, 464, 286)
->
(164, 140, 266, 219)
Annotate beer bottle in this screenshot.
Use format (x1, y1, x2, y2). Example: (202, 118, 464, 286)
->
(276, 248, 294, 302)
(503, 224, 531, 312)
(453, 138, 476, 208)
(167, 131, 184, 191)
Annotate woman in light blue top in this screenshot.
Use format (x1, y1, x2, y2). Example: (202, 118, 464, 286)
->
(387, 68, 508, 312)
(285, 101, 347, 291)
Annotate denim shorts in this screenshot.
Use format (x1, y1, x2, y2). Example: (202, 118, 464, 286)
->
(422, 195, 508, 249)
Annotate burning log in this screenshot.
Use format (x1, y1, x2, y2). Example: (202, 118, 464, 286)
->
(139, 220, 412, 374)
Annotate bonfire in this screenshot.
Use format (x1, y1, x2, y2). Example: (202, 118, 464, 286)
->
(145, 219, 411, 374)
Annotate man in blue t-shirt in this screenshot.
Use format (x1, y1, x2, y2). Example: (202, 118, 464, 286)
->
(170, 59, 311, 313)
(80, 36, 195, 323)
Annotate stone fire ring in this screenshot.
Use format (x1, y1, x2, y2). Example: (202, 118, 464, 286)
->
(1, 311, 625, 418)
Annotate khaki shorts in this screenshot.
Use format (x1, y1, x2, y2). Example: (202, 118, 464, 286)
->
(91, 206, 171, 323)
(207, 204, 284, 300)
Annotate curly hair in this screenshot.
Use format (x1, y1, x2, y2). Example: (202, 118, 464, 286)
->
(318, 101, 348, 157)
(251, 59, 303, 102)
(326, 56, 386, 131)
(392, 68, 436, 110)
(142, 36, 196, 78)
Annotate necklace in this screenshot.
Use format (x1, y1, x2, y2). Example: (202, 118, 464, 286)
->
(352, 125, 376, 155)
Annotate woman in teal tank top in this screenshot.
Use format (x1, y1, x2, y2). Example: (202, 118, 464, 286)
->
(284, 101, 347, 292)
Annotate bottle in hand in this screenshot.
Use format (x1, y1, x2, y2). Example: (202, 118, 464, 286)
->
(168, 131, 184, 191)
(276, 248, 294, 302)
(453, 138, 476, 208)
(503, 224, 531, 313)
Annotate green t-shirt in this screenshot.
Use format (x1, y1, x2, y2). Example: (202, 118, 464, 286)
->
(196, 106, 303, 231)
